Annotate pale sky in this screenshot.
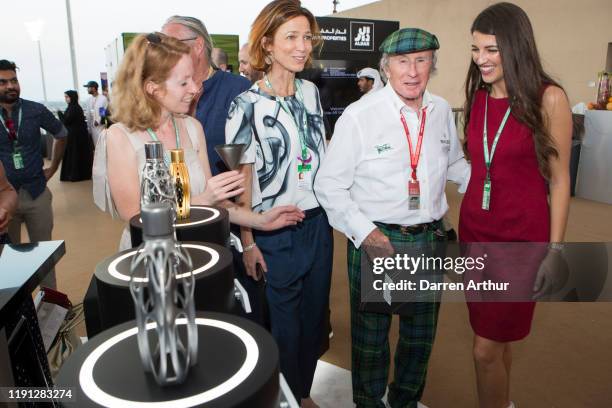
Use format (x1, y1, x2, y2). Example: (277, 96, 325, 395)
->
(2, 0, 378, 103)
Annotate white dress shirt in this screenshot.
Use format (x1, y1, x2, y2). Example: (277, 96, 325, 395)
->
(314, 82, 470, 248)
(86, 94, 108, 147)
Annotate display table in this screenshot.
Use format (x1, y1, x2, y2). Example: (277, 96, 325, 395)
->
(57, 313, 280, 408)
(576, 110, 612, 204)
(0, 241, 65, 388)
(129, 206, 230, 248)
(84, 242, 235, 338)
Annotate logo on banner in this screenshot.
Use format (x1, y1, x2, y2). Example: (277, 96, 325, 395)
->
(319, 27, 348, 42)
(351, 22, 374, 51)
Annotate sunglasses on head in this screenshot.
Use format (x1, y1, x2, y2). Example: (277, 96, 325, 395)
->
(146, 32, 162, 45)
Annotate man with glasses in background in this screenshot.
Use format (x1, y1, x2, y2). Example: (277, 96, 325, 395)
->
(162, 17, 266, 327)
(162, 16, 250, 175)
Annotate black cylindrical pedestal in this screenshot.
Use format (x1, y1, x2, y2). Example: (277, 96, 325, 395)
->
(57, 313, 280, 408)
(85, 242, 234, 338)
(130, 206, 230, 248)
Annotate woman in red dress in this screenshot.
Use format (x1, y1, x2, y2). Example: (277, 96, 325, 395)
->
(458, 3, 572, 407)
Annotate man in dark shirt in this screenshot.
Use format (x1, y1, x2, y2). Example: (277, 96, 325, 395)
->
(0, 60, 67, 287)
(162, 15, 250, 175)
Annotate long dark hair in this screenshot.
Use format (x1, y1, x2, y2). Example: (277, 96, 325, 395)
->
(463, 2, 561, 178)
(64, 90, 79, 105)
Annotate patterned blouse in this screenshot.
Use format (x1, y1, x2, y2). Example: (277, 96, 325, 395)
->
(225, 79, 326, 212)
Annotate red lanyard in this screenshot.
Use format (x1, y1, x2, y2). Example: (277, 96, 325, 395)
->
(5, 118, 16, 141)
(400, 108, 427, 181)
(1, 109, 18, 142)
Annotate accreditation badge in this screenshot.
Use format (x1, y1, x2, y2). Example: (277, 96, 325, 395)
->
(482, 179, 491, 210)
(12, 152, 24, 170)
(408, 179, 420, 210)
(297, 170, 313, 191)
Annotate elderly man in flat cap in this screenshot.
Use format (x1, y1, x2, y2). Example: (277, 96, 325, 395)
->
(315, 28, 469, 408)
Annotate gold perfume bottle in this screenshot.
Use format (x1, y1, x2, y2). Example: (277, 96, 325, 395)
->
(169, 149, 191, 219)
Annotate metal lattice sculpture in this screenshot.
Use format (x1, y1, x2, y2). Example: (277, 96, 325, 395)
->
(129, 203, 198, 386)
(141, 142, 176, 215)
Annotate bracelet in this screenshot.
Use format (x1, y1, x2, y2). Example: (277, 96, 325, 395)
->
(548, 242, 564, 252)
(243, 242, 257, 252)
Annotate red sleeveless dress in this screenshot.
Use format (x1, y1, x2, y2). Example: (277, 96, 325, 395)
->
(459, 89, 550, 342)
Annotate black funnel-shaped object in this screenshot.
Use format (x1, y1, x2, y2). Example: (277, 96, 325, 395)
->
(214, 144, 246, 170)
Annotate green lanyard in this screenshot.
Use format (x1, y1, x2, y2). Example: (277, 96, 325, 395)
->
(146, 116, 180, 166)
(264, 75, 311, 172)
(482, 95, 511, 210)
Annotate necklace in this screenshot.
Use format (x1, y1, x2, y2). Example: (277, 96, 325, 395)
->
(263, 73, 294, 97)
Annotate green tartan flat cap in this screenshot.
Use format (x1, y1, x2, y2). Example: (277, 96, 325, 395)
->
(379, 28, 440, 54)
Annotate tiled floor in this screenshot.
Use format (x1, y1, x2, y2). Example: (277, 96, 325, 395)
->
(311, 360, 353, 408)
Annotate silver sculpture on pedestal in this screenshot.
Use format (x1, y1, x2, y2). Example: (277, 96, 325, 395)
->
(141, 142, 176, 213)
(129, 202, 198, 385)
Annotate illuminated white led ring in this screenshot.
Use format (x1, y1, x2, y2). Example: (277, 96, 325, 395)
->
(107, 244, 220, 283)
(137, 206, 221, 228)
(79, 318, 259, 407)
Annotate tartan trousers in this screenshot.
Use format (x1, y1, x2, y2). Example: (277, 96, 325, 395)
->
(348, 223, 442, 408)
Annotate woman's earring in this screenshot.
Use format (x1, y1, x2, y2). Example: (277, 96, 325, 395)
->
(264, 54, 273, 65)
